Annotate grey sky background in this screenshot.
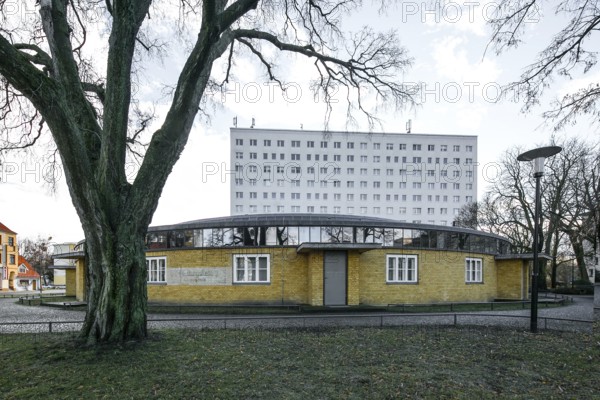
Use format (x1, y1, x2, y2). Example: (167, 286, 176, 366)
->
(1, 1, 596, 243)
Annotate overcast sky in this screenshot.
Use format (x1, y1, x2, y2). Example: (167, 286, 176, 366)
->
(1, 1, 597, 243)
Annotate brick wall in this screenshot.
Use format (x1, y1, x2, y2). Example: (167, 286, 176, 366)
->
(496, 259, 528, 300)
(147, 248, 310, 304)
(65, 269, 76, 297)
(75, 259, 86, 301)
(68, 246, 525, 306)
(358, 249, 498, 305)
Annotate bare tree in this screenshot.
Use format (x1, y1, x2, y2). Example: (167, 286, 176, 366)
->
(579, 150, 600, 281)
(488, 0, 600, 131)
(550, 139, 600, 283)
(453, 202, 479, 229)
(479, 137, 600, 288)
(0, 0, 416, 343)
(18, 236, 55, 285)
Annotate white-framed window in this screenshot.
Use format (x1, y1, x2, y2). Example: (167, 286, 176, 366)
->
(233, 254, 270, 283)
(387, 255, 418, 283)
(147, 257, 166, 283)
(465, 258, 483, 283)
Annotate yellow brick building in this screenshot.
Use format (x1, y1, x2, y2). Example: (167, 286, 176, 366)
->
(0, 222, 19, 291)
(59, 214, 533, 306)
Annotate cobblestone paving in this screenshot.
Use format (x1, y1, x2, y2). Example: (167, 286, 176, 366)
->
(0, 293, 594, 334)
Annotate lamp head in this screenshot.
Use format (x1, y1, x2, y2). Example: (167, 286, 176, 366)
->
(517, 146, 562, 177)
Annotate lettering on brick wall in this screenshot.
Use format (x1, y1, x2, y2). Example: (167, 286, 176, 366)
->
(167, 267, 231, 286)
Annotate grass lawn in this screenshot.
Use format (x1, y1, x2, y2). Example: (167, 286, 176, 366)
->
(1, 324, 598, 399)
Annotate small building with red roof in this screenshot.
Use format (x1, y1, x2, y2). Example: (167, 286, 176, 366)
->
(15, 256, 41, 291)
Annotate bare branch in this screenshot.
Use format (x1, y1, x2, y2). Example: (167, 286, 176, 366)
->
(232, 27, 416, 128)
(488, 0, 600, 131)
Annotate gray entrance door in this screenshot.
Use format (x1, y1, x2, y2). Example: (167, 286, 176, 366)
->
(323, 251, 347, 306)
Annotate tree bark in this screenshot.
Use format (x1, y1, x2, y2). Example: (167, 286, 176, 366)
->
(81, 221, 148, 343)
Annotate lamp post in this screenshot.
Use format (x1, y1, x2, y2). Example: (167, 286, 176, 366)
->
(517, 146, 562, 333)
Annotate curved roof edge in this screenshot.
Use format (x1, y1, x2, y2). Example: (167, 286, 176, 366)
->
(149, 213, 507, 241)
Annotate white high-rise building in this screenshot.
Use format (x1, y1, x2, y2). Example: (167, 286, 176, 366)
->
(230, 128, 477, 226)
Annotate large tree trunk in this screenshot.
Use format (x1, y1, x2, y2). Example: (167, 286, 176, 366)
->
(81, 222, 148, 343)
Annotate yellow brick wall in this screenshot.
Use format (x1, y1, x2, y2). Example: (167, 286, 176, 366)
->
(53, 271, 66, 286)
(67, 246, 522, 306)
(306, 251, 323, 306)
(75, 260, 86, 302)
(147, 248, 310, 304)
(358, 250, 497, 305)
(65, 269, 76, 297)
(496, 259, 528, 300)
(347, 251, 360, 305)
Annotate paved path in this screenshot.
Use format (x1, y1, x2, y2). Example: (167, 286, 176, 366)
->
(0, 294, 594, 334)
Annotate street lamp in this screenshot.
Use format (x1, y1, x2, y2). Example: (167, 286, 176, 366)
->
(517, 146, 562, 333)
